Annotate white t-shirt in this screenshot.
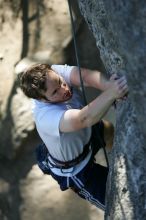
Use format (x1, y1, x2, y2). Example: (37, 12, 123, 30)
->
(32, 64, 92, 176)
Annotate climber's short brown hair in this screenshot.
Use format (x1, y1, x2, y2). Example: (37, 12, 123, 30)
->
(18, 63, 52, 100)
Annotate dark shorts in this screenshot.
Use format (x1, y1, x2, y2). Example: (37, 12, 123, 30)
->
(50, 121, 108, 210)
(51, 159, 108, 210)
(36, 120, 108, 210)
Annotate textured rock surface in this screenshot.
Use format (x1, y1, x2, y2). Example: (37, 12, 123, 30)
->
(78, 0, 146, 219)
(0, 83, 34, 159)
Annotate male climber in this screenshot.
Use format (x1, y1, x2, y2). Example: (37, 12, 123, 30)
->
(19, 63, 128, 210)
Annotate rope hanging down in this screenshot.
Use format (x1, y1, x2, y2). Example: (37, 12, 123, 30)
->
(67, 0, 87, 106)
(67, 0, 109, 167)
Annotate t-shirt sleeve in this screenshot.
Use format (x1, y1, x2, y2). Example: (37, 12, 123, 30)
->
(51, 64, 75, 85)
(36, 106, 65, 137)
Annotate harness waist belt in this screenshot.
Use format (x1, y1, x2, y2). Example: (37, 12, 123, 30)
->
(48, 141, 91, 169)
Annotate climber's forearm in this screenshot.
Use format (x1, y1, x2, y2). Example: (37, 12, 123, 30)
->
(70, 67, 110, 91)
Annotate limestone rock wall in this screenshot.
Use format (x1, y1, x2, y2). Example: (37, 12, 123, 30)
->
(78, 0, 146, 219)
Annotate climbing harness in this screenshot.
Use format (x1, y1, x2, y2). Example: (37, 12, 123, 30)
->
(37, 139, 91, 171)
(67, 0, 109, 167)
(36, 120, 107, 173)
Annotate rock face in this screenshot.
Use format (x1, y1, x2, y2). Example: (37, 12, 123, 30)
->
(1, 0, 145, 219)
(78, 0, 146, 219)
(0, 80, 34, 159)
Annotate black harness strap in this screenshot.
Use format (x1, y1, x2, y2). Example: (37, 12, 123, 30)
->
(36, 121, 107, 172)
(48, 140, 91, 169)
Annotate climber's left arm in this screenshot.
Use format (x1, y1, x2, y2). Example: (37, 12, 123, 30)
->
(70, 67, 111, 91)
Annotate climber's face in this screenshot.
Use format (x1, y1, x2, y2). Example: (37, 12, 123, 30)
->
(43, 70, 72, 103)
